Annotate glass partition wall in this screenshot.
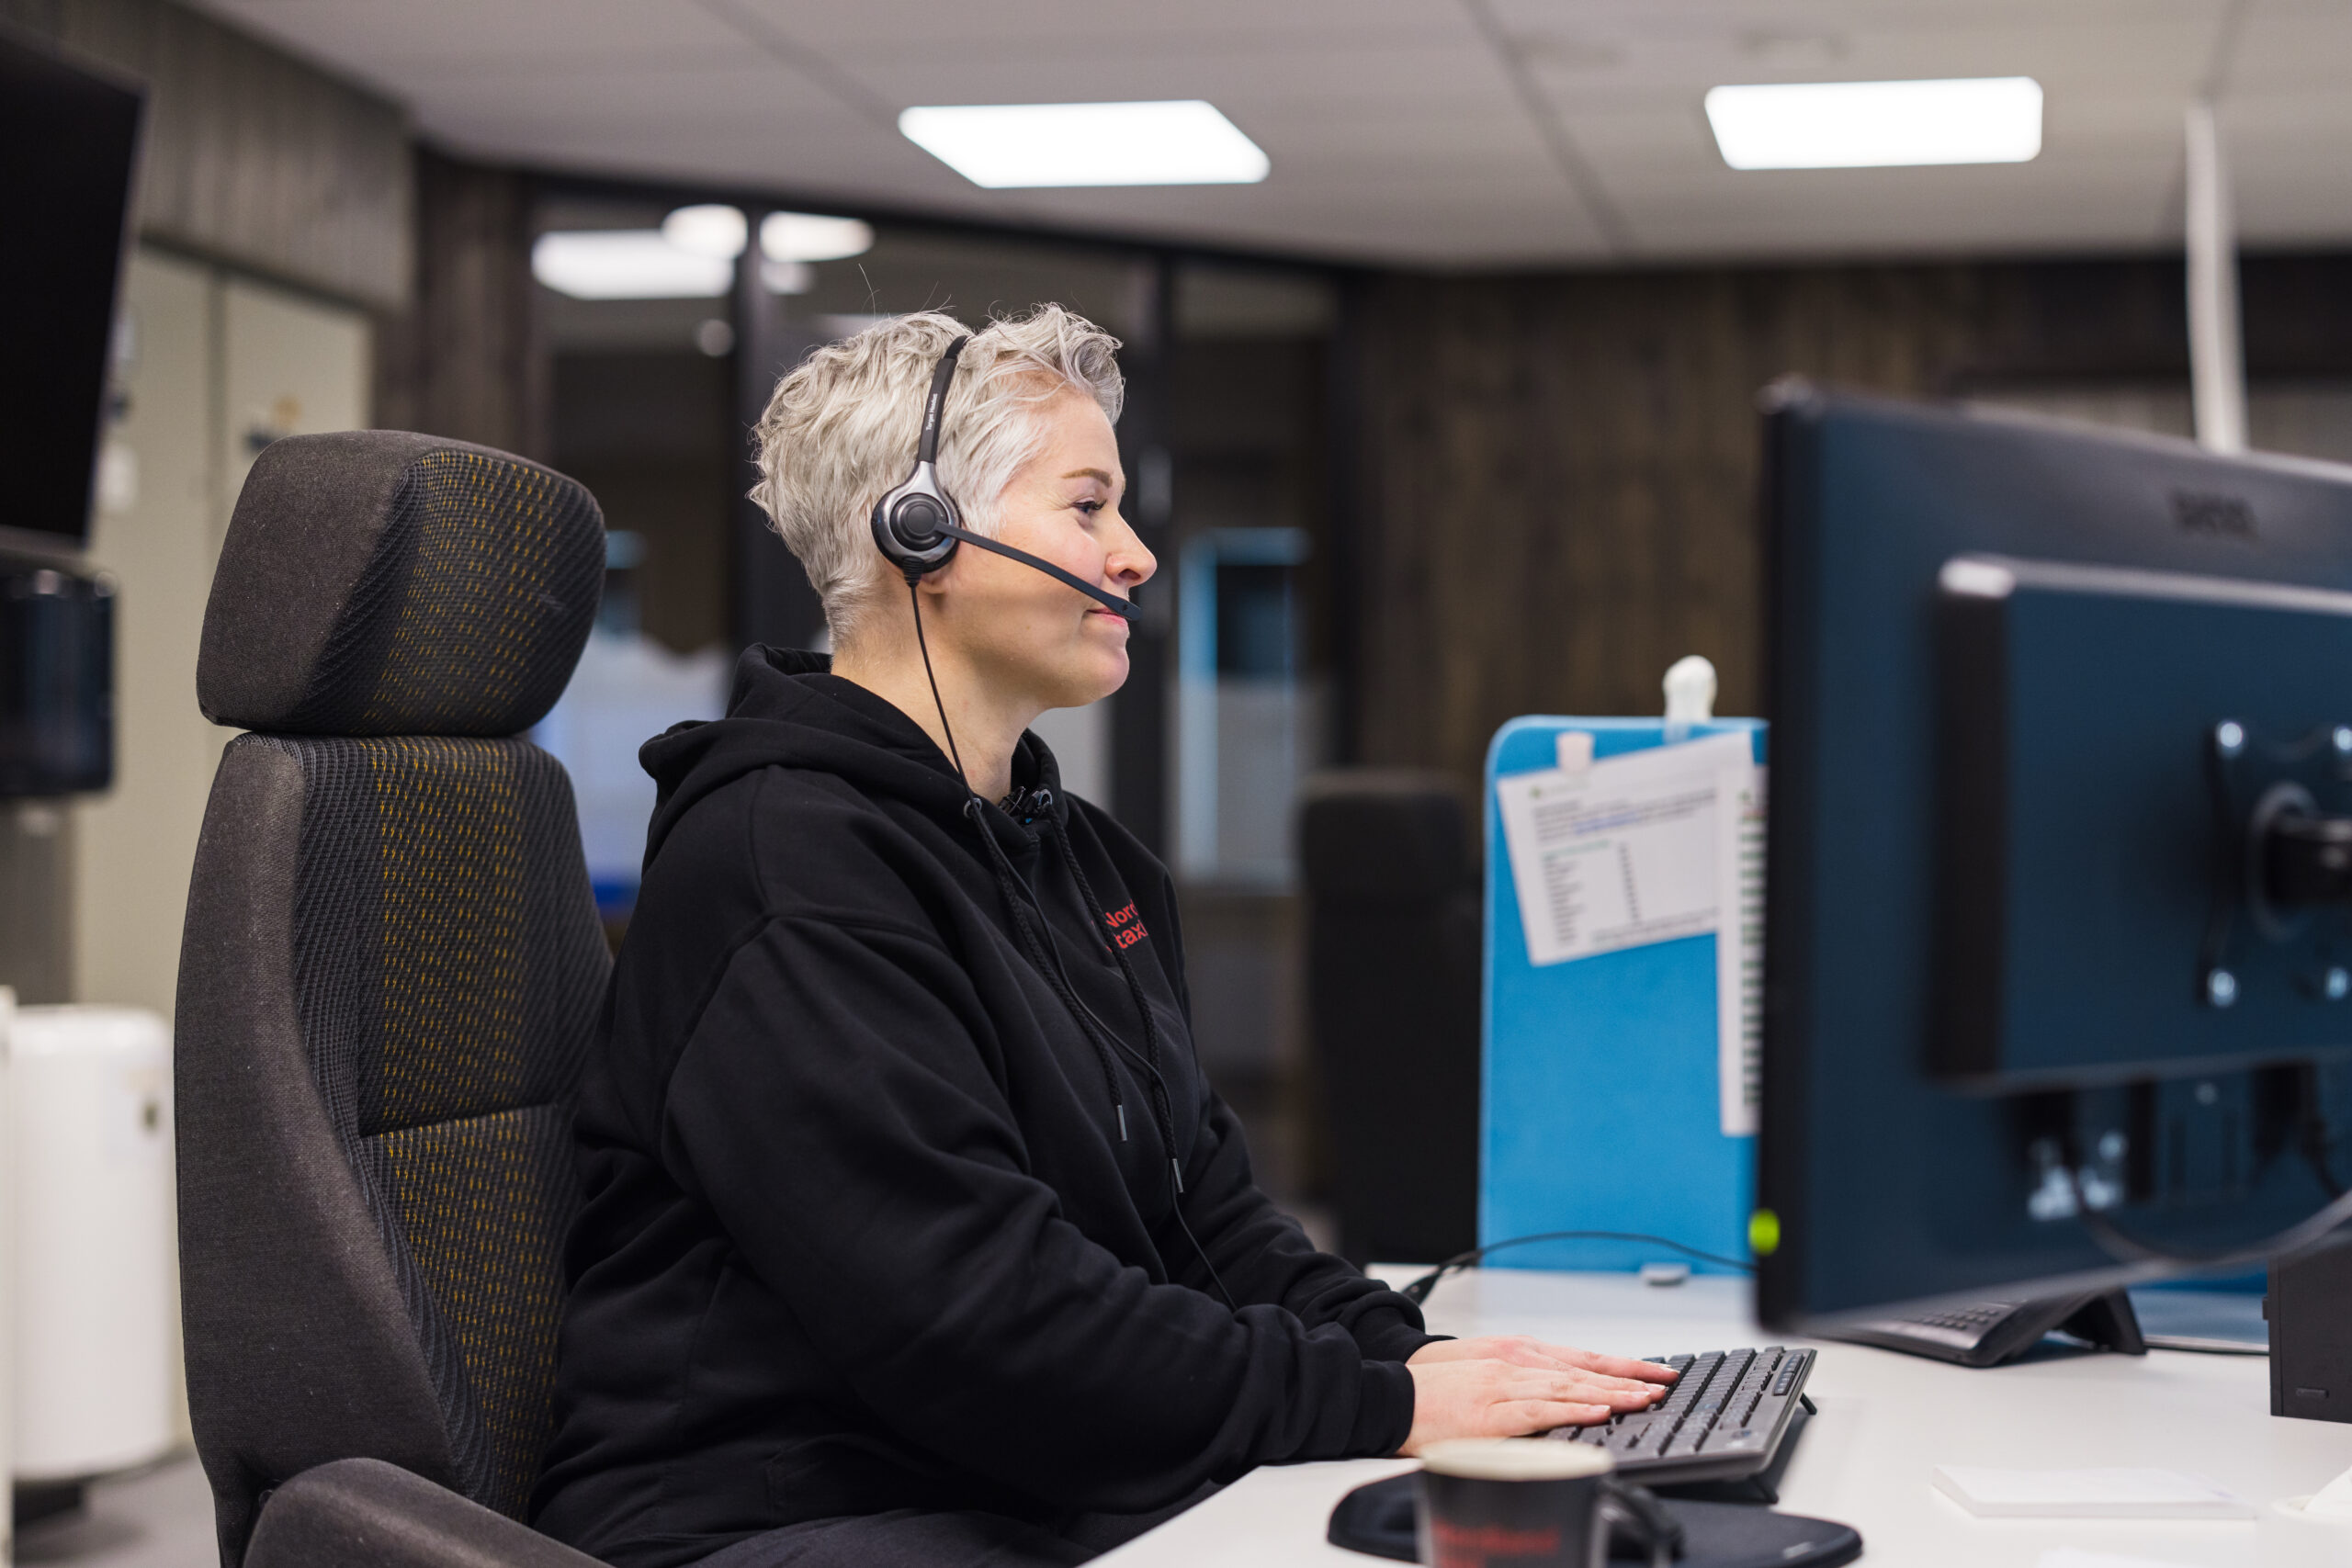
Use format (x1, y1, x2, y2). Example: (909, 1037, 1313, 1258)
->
(527, 186, 1345, 1229)
(1159, 263, 1339, 1218)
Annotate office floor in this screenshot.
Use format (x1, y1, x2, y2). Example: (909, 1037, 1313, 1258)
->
(17, 1456, 214, 1567)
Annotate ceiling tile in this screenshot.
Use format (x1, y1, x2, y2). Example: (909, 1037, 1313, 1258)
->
(197, 0, 748, 77)
(175, 0, 2352, 266)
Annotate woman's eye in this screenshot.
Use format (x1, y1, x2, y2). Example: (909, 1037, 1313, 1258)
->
(1075, 499, 1103, 517)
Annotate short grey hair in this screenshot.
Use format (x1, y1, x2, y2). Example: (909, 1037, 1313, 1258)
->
(751, 305, 1125, 647)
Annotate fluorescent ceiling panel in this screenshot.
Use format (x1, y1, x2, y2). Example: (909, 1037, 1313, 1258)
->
(656, 206, 873, 264)
(531, 231, 732, 299)
(1704, 77, 2044, 170)
(899, 101, 1270, 188)
(662, 204, 747, 258)
(761, 211, 874, 262)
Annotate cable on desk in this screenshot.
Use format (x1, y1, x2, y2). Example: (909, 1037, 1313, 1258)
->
(1397, 1231, 1756, 1306)
(2067, 1077, 2352, 1270)
(2075, 1178, 2352, 1272)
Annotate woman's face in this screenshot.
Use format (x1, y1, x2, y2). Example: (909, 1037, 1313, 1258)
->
(931, 388, 1156, 711)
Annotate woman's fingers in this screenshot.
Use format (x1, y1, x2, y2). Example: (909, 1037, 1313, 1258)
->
(1515, 1376, 1659, 1408)
(1500, 1400, 1613, 1431)
(1464, 1337, 1679, 1388)
(1514, 1361, 1668, 1400)
(1555, 1346, 1680, 1382)
(1478, 1341, 1668, 1392)
(1502, 1370, 1659, 1410)
(1401, 1357, 1660, 1453)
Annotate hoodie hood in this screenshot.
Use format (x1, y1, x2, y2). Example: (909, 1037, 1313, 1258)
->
(639, 645, 1064, 872)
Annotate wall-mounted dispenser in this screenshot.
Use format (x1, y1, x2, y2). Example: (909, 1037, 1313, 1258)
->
(0, 562, 112, 800)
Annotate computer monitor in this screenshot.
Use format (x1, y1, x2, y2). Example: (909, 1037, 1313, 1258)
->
(1754, 384, 2352, 1331)
(0, 29, 144, 553)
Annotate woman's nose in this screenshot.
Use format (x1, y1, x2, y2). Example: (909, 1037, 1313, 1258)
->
(1110, 514, 1156, 585)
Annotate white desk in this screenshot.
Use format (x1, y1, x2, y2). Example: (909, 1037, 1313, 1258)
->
(1100, 1269, 2352, 1567)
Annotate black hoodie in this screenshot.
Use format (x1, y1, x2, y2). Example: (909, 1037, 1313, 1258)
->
(531, 648, 1433, 1568)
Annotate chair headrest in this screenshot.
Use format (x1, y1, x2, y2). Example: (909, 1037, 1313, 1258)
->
(199, 432, 605, 737)
(1297, 772, 1472, 904)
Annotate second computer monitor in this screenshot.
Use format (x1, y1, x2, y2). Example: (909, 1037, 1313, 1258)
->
(1756, 386, 2352, 1330)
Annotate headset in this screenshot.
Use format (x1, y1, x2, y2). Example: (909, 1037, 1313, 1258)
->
(871, 333, 1234, 1309)
(869, 334, 1137, 618)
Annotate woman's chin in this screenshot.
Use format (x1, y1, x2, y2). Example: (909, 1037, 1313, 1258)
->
(1039, 645, 1127, 708)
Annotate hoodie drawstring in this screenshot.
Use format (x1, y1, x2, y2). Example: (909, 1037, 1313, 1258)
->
(966, 798, 1136, 1145)
(1046, 818, 1236, 1310)
(903, 574, 1233, 1306)
(970, 804, 1236, 1309)
(1051, 825, 1161, 1066)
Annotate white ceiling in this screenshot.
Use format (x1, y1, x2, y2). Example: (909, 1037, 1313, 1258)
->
(184, 0, 2352, 267)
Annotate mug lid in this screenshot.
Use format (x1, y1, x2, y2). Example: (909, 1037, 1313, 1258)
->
(1419, 1439, 1616, 1481)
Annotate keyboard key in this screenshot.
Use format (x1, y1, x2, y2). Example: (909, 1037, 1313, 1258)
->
(1643, 1416, 1690, 1457)
(1659, 1353, 1722, 1409)
(1603, 1346, 1814, 1480)
(1661, 1422, 1710, 1457)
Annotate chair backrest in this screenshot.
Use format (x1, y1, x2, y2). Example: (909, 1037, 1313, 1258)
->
(175, 432, 610, 1564)
(1297, 772, 1482, 1267)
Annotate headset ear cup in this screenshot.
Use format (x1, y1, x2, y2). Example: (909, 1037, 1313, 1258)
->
(872, 477, 960, 576)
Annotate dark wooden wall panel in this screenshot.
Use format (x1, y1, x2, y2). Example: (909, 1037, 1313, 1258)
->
(375, 148, 546, 457)
(1346, 254, 2352, 791)
(6, 0, 411, 306)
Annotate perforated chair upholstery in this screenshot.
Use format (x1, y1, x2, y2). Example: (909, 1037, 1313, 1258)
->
(176, 432, 612, 1567)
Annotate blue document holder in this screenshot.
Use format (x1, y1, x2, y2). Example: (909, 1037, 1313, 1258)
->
(1481, 716, 1769, 1275)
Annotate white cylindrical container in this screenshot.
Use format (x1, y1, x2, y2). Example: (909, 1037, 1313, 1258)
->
(0, 986, 16, 1564)
(9, 1005, 175, 1482)
(1663, 655, 1718, 725)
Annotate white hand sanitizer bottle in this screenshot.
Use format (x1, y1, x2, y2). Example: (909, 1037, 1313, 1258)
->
(1663, 655, 1717, 741)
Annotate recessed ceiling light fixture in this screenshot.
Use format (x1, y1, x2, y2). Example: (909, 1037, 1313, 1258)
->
(760, 211, 874, 263)
(531, 231, 732, 299)
(662, 204, 748, 258)
(534, 208, 876, 300)
(659, 206, 876, 264)
(899, 100, 1270, 188)
(1704, 76, 2043, 170)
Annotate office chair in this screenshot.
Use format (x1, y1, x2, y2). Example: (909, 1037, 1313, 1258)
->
(175, 432, 612, 1567)
(1297, 773, 1481, 1268)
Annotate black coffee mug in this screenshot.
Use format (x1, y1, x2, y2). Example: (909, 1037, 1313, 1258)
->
(1416, 1439, 1675, 1568)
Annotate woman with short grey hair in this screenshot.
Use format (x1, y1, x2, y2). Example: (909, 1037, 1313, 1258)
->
(534, 306, 1674, 1568)
(752, 307, 1125, 651)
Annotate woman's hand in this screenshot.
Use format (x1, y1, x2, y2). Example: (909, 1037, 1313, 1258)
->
(1397, 1337, 1677, 1457)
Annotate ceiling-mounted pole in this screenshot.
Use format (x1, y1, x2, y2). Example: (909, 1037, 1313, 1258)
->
(2185, 101, 2247, 454)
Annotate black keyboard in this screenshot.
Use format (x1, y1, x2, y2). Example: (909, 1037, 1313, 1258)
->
(1545, 1346, 1816, 1486)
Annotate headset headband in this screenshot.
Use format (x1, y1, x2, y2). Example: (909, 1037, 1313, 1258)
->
(916, 335, 967, 467)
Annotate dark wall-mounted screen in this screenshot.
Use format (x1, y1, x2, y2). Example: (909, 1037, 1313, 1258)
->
(0, 31, 143, 550)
